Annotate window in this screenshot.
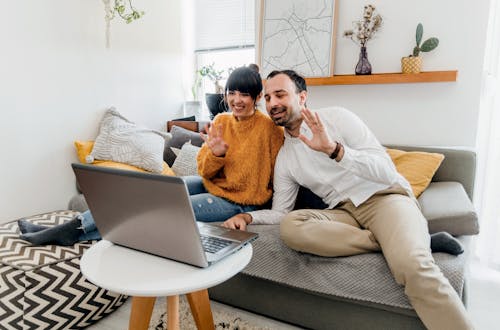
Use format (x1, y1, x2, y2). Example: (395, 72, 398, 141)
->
(194, 0, 256, 98)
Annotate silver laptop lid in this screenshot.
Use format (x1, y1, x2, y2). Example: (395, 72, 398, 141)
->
(72, 163, 209, 267)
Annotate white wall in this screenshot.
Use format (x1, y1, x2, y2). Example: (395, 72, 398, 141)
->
(0, 0, 491, 222)
(307, 0, 490, 147)
(0, 0, 186, 222)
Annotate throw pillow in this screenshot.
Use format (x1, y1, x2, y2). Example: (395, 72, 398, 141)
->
(171, 115, 196, 121)
(168, 125, 204, 148)
(171, 143, 201, 176)
(386, 148, 445, 198)
(89, 108, 165, 173)
(75, 140, 94, 163)
(74, 140, 175, 176)
(164, 125, 204, 167)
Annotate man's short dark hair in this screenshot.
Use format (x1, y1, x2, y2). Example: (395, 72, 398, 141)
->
(266, 70, 307, 94)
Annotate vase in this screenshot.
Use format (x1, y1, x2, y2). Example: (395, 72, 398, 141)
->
(205, 93, 228, 119)
(182, 101, 203, 120)
(355, 46, 372, 75)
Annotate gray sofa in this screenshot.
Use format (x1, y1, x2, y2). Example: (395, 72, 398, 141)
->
(207, 145, 479, 330)
(69, 142, 479, 330)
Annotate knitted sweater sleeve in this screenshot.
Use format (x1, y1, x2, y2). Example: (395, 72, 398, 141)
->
(196, 117, 226, 179)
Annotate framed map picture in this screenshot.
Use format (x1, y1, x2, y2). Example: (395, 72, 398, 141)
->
(257, 0, 338, 78)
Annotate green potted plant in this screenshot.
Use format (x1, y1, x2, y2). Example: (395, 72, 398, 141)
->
(103, 0, 145, 48)
(195, 63, 228, 119)
(401, 23, 439, 74)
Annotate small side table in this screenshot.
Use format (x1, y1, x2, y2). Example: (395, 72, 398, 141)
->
(80, 240, 252, 330)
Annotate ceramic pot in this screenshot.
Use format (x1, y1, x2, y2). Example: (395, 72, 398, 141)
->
(401, 56, 422, 73)
(205, 93, 228, 119)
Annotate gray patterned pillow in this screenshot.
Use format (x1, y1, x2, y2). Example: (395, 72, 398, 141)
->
(171, 143, 201, 176)
(88, 108, 165, 173)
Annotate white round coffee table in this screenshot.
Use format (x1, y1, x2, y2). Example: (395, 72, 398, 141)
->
(80, 240, 252, 330)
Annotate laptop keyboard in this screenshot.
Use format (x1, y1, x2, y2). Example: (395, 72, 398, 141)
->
(200, 235, 232, 254)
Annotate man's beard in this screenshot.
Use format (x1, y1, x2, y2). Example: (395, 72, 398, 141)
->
(269, 106, 288, 126)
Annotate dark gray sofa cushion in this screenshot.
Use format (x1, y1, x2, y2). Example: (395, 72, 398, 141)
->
(418, 181, 479, 236)
(163, 125, 204, 166)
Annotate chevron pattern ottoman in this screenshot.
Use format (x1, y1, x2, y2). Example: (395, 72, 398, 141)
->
(0, 210, 128, 329)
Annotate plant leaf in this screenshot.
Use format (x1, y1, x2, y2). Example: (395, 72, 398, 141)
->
(416, 23, 423, 47)
(421, 38, 439, 52)
(413, 46, 420, 57)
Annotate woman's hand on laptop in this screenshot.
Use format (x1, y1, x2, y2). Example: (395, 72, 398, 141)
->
(222, 213, 252, 231)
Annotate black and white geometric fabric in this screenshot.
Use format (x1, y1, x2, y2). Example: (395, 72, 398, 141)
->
(0, 210, 127, 330)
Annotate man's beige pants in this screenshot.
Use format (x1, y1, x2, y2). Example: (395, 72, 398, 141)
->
(280, 187, 473, 330)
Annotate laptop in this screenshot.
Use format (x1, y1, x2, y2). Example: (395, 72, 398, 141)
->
(72, 163, 258, 268)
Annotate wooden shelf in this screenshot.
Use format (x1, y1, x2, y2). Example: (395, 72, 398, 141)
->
(304, 70, 458, 86)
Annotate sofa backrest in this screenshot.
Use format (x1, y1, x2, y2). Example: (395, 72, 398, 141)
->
(385, 145, 476, 200)
(163, 121, 478, 201)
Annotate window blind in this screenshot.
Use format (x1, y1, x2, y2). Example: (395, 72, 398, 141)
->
(195, 0, 255, 51)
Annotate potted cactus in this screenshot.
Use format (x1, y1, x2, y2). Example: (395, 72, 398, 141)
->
(401, 23, 439, 74)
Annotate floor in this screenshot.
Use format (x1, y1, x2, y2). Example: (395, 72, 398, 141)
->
(88, 258, 500, 330)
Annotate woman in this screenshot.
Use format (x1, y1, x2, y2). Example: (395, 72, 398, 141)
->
(184, 64, 284, 222)
(18, 64, 284, 245)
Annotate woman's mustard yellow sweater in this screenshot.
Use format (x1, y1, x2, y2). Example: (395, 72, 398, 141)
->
(197, 111, 284, 205)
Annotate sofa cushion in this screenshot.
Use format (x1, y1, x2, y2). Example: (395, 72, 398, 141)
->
(171, 143, 201, 176)
(164, 125, 204, 167)
(386, 148, 444, 197)
(0, 211, 127, 329)
(418, 181, 479, 236)
(242, 224, 468, 311)
(89, 108, 166, 173)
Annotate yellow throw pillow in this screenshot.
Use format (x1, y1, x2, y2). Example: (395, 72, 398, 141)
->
(74, 140, 175, 176)
(74, 140, 94, 163)
(386, 148, 444, 198)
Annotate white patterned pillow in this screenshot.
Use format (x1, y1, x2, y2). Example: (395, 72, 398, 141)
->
(171, 143, 201, 176)
(88, 108, 165, 173)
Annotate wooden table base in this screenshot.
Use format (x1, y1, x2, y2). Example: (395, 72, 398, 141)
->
(167, 295, 180, 329)
(129, 296, 156, 330)
(186, 290, 215, 330)
(128, 289, 215, 330)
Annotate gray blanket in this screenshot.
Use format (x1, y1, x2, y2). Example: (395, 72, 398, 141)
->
(243, 224, 467, 310)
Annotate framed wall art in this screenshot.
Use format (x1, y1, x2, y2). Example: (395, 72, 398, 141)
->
(257, 0, 338, 78)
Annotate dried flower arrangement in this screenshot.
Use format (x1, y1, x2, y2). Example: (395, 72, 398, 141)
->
(343, 5, 383, 47)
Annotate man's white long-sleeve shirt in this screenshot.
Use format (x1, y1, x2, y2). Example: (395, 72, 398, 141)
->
(249, 106, 413, 224)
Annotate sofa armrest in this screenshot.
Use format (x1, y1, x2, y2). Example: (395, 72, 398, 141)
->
(385, 145, 476, 201)
(418, 182, 479, 235)
(166, 120, 211, 133)
(166, 120, 199, 132)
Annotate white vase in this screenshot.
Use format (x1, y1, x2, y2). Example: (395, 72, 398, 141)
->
(182, 101, 202, 119)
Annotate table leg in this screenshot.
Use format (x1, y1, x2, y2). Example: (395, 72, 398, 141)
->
(167, 295, 180, 330)
(129, 296, 156, 330)
(186, 289, 215, 330)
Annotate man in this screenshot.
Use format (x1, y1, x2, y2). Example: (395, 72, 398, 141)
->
(223, 70, 473, 330)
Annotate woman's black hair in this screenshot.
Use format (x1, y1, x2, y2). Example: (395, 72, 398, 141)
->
(225, 64, 262, 101)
